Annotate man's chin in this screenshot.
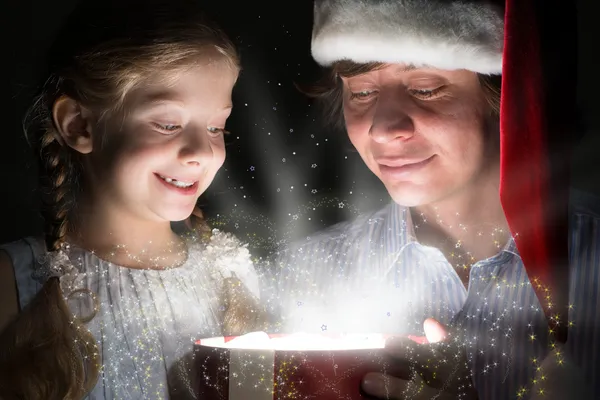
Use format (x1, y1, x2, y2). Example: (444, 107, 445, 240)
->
(387, 184, 435, 208)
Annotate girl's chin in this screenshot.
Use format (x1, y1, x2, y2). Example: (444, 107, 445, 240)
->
(154, 205, 197, 224)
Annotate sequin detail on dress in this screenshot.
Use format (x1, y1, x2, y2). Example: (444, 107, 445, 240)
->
(29, 229, 261, 399)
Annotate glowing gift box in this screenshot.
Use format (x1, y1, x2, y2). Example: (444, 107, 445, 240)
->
(194, 332, 410, 400)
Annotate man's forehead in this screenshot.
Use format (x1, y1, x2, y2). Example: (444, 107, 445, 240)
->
(337, 62, 426, 79)
(393, 63, 418, 72)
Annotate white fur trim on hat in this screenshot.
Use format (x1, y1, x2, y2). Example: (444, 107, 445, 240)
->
(311, 0, 505, 74)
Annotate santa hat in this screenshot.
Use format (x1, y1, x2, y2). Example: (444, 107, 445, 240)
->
(311, 0, 504, 73)
(311, 0, 576, 343)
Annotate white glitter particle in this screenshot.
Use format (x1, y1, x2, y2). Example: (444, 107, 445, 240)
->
(32, 230, 262, 396)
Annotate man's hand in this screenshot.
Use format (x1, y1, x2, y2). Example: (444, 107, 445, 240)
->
(361, 318, 478, 400)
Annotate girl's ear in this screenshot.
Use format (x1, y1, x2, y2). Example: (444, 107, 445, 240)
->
(52, 95, 95, 154)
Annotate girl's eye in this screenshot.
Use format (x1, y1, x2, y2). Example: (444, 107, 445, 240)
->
(409, 87, 444, 100)
(207, 127, 230, 137)
(152, 123, 182, 134)
(349, 90, 376, 101)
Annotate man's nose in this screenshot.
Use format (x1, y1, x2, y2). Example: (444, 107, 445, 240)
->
(369, 91, 415, 144)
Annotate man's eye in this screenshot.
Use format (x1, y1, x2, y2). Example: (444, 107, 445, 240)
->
(349, 90, 376, 100)
(409, 87, 444, 99)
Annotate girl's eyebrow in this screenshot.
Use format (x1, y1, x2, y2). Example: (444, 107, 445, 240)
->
(137, 92, 233, 112)
(135, 89, 187, 109)
(142, 99, 185, 110)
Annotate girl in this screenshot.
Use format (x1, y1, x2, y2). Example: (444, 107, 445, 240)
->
(0, 0, 267, 398)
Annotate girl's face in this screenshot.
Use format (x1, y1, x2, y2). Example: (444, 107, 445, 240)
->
(83, 59, 237, 223)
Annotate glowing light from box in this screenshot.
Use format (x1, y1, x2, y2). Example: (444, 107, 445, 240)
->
(200, 331, 387, 351)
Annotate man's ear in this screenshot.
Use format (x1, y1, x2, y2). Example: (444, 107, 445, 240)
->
(52, 95, 95, 154)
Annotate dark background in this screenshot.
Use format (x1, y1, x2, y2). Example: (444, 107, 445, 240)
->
(2, 0, 599, 258)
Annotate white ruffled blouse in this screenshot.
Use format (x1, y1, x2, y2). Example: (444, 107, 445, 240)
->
(11, 229, 260, 400)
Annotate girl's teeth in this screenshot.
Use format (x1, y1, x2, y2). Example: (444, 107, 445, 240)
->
(159, 175, 193, 188)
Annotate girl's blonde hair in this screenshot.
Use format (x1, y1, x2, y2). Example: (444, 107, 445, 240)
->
(0, 0, 266, 398)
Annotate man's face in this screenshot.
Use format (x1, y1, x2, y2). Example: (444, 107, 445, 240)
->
(341, 64, 498, 207)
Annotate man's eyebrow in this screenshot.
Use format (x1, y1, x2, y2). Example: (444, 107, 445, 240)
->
(399, 64, 418, 72)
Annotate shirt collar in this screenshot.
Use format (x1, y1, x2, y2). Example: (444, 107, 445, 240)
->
(385, 200, 519, 262)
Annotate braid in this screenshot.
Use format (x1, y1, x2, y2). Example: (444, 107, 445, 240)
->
(0, 97, 99, 399)
(38, 125, 77, 252)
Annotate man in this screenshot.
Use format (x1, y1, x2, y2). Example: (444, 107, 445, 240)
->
(266, 0, 598, 399)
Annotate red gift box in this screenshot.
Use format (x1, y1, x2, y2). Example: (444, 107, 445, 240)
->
(194, 333, 412, 400)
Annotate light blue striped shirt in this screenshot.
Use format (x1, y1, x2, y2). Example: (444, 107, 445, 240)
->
(266, 190, 599, 399)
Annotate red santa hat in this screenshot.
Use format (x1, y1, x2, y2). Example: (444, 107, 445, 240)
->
(312, 0, 504, 74)
(311, 0, 575, 343)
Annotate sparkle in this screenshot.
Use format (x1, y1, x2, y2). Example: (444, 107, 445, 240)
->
(36, 230, 266, 397)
